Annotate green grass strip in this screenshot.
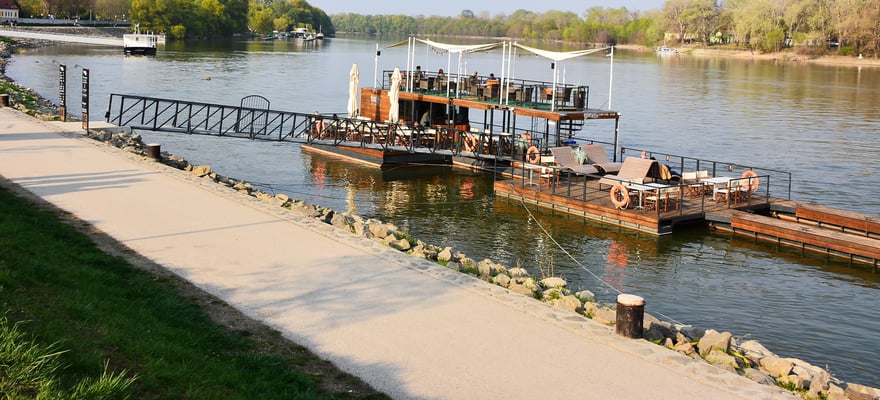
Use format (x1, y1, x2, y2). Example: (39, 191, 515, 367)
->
(0, 183, 387, 400)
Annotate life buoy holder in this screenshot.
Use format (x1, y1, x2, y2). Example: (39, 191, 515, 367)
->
(741, 170, 759, 192)
(526, 146, 540, 164)
(610, 184, 630, 209)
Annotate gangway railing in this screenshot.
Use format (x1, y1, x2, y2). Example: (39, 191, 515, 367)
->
(106, 94, 313, 141)
(105, 94, 530, 161)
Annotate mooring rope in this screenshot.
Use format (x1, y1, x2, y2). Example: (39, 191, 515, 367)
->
(503, 180, 685, 326)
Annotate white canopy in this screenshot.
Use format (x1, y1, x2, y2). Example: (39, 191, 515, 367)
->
(512, 43, 609, 62)
(415, 38, 503, 55)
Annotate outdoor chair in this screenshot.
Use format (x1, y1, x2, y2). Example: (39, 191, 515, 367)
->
(580, 144, 622, 174)
(598, 157, 660, 190)
(548, 146, 600, 175)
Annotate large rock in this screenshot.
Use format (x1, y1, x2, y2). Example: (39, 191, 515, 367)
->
(808, 369, 831, 394)
(550, 295, 582, 313)
(437, 247, 453, 263)
(508, 267, 530, 277)
(583, 303, 615, 325)
(760, 355, 794, 378)
(643, 320, 674, 342)
(575, 290, 595, 302)
(777, 374, 806, 390)
(697, 330, 733, 357)
(705, 349, 739, 371)
(191, 165, 212, 177)
(845, 383, 880, 400)
(673, 340, 697, 358)
(492, 274, 511, 288)
(742, 368, 776, 386)
(389, 238, 412, 251)
(477, 259, 496, 277)
(539, 277, 567, 289)
(508, 283, 536, 297)
(826, 383, 848, 400)
(677, 325, 704, 341)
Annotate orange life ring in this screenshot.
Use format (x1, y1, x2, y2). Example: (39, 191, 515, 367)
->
(526, 146, 540, 164)
(741, 170, 759, 192)
(609, 184, 630, 209)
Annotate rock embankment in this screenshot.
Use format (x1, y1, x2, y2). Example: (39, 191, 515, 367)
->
(88, 129, 880, 400)
(0, 40, 63, 118)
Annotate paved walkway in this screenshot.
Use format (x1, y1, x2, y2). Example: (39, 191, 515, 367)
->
(0, 108, 795, 400)
(0, 29, 122, 46)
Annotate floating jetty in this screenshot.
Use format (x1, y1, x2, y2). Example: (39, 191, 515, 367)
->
(103, 38, 879, 267)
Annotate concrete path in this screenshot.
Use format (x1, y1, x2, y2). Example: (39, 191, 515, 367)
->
(0, 29, 122, 46)
(0, 108, 796, 399)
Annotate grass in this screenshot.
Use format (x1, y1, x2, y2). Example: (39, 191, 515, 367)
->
(0, 183, 388, 400)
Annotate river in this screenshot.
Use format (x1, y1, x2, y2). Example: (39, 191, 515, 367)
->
(6, 36, 880, 387)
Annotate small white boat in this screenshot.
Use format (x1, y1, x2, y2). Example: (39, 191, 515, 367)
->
(655, 46, 678, 55)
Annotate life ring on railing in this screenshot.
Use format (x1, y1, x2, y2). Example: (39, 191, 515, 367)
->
(741, 170, 760, 191)
(526, 146, 540, 164)
(609, 184, 631, 209)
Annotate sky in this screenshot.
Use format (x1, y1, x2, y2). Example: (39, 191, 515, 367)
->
(309, 0, 666, 18)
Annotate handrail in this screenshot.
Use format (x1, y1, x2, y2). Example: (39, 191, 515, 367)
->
(105, 94, 525, 160)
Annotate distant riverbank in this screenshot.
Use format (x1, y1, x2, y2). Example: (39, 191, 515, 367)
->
(616, 43, 880, 68)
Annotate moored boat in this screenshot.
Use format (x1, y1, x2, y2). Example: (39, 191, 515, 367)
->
(123, 24, 158, 55)
(655, 45, 678, 55)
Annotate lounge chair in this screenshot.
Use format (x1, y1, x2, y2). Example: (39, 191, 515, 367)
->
(598, 157, 660, 190)
(548, 146, 599, 175)
(580, 144, 622, 174)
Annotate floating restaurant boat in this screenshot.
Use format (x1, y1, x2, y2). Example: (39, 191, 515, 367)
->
(123, 24, 158, 55)
(103, 37, 879, 265)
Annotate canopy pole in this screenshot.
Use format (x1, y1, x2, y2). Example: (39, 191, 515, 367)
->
(373, 43, 379, 88)
(608, 46, 614, 110)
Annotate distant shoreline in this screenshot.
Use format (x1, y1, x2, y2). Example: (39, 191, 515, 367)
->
(615, 43, 880, 68)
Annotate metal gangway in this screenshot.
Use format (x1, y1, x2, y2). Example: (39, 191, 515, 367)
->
(104, 93, 535, 161)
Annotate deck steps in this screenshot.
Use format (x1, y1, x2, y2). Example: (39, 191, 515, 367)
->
(713, 208, 880, 267)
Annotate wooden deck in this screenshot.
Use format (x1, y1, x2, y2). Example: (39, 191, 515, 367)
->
(712, 209, 880, 267)
(493, 175, 767, 235)
(494, 173, 879, 267)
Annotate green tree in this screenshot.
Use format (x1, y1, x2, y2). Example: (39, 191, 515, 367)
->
(681, 0, 722, 45)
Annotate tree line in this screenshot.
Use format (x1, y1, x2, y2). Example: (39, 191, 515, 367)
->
(332, 0, 878, 57)
(9, 0, 877, 57)
(12, 0, 334, 39)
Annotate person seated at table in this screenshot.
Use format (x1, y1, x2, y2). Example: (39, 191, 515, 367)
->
(414, 65, 424, 81)
(437, 68, 445, 79)
(486, 73, 500, 85)
(469, 71, 479, 86)
(420, 110, 430, 127)
(310, 111, 327, 138)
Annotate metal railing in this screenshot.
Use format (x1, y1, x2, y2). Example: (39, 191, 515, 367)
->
(105, 93, 531, 160)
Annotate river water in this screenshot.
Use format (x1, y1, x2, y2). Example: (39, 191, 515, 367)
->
(7, 37, 880, 387)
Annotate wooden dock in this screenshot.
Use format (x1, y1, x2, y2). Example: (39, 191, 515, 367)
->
(708, 203, 880, 267)
(494, 175, 879, 267)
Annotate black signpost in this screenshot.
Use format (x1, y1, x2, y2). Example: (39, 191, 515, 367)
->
(58, 64, 67, 122)
(82, 68, 89, 130)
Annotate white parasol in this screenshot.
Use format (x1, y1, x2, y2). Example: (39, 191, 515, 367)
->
(388, 67, 401, 123)
(347, 63, 359, 118)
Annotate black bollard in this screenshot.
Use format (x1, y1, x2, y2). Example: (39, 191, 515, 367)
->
(146, 143, 161, 160)
(615, 294, 645, 339)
